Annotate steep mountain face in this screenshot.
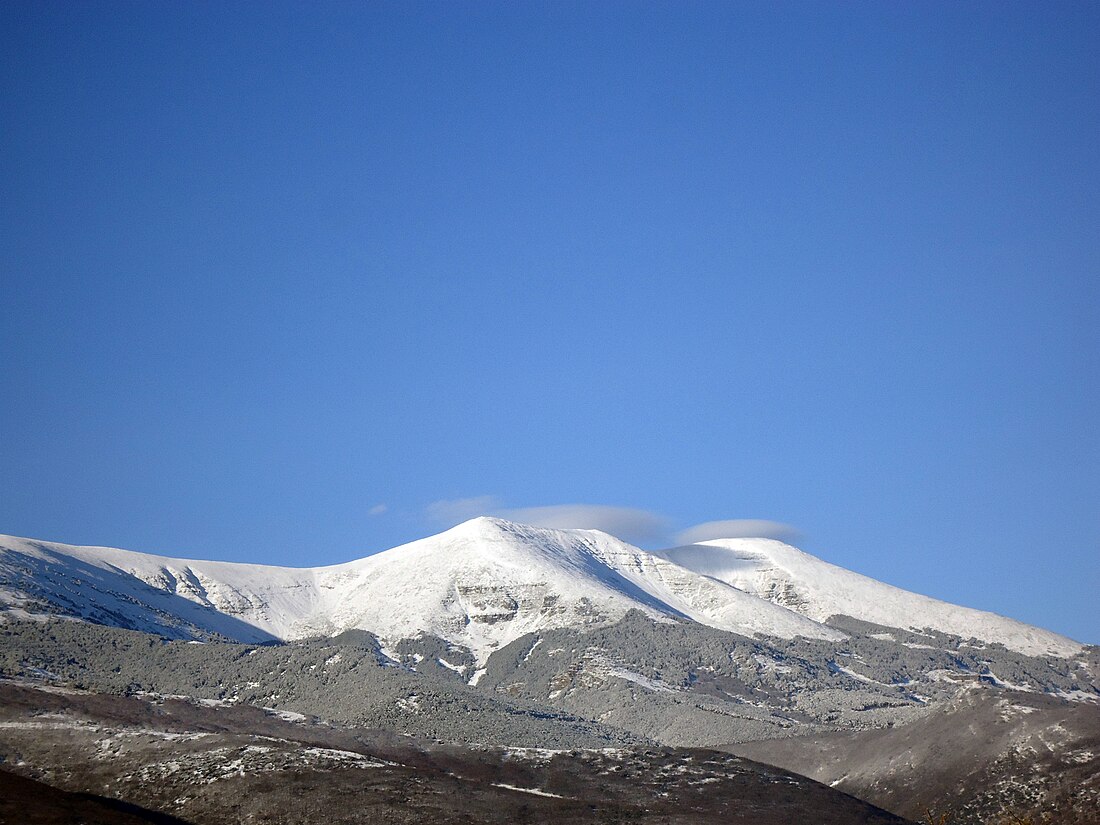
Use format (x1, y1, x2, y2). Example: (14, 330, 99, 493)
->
(0, 518, 1083, 667)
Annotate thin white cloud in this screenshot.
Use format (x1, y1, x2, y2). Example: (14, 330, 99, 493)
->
(675, 519, 801, 546)
(426, 496, 501, 527)
(424, 498, 670, 545)
(495, 504, 670, 545)
(367, 503, 388, 517)
(424, 500, 797, 548)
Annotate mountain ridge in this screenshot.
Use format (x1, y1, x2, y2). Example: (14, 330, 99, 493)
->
(0, 518, 1084, 664)
(656, 538, 1082, 658)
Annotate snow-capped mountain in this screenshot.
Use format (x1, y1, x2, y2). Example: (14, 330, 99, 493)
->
(655, 539, 1081, 658)
(0, 518, 1083, 662)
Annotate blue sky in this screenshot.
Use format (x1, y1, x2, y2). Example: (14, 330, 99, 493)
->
(2, 2, 1097, 643)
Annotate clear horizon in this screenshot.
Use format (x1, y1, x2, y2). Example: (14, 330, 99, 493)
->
(2, 2, 1097, 644)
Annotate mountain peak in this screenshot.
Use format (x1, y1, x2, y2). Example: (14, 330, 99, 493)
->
(445, 515, 513, 538)
(442, 517, 519, 536)
(0, 524, 1084, 661)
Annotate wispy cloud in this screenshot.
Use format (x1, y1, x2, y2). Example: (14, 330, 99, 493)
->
(367, 503, 388, 517)
(495, 504, 670, 545)
(675, 519, 801, 546)
(424, 499, 800, 549)
(425, 497, 670, 545)
(425, 496, 500, 527)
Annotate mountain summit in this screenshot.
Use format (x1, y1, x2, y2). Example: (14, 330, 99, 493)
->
(0, 518, 1083, 662)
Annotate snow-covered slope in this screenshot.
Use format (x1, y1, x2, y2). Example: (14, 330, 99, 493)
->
(0, 519, 1082, 662)
(0, 519, 839, 662)
(0, 534, 314, 643)
(654, 539, 1082, 658)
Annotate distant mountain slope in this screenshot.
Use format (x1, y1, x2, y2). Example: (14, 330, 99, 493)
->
(656, 538, 1083, 658)
(0, 679, 912, 825)
(0, 518, 1083, 663)
(3, 619, 1092, 824)
(729, 688, 1100, 825)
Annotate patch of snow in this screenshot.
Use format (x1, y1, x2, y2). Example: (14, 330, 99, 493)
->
(752, 653, 792, 675)
(491, 783, 564, 798)
(437, 657, 467, 674)
(502, 747, 564, 764)
(0, 719, 100, 730)
(523, 637, 543, 662)
(1051, 688, 1099, 704)
(981, 670, 1037, 693)
(264, 707, 308, 723)
(300, 746, 389, 766)
(376, 645, 402, 666)
(927, 669, 969, 684)
(606, 666, 679, 693)
(827, 661, 889, 687)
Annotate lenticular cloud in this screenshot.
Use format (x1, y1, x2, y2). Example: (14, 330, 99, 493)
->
(496, 504, 669, 545)
(675, 519, 801, 546)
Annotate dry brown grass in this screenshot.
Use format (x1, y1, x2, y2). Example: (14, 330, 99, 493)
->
(924, 809, 1039, 825)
